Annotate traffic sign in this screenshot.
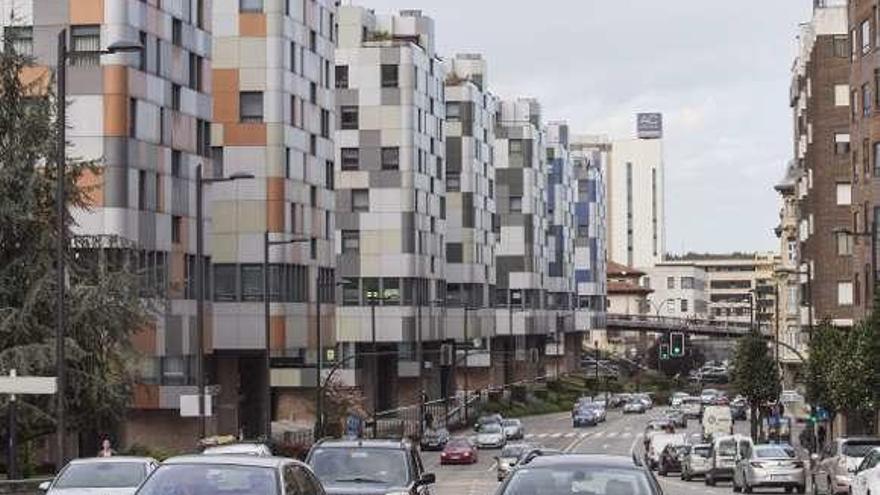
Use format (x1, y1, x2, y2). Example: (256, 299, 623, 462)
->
(0, 374, 57, 395)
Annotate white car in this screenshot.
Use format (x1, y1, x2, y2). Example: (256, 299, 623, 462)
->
(202, 443, 273, 456)
(475, 423, 507, 449)
(851, 447, 880, 495)
(646, 433, 686, 470)
(40, 457, 158, 495)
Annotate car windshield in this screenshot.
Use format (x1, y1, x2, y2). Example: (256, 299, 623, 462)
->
(482, 424, 503, 434)
(502, 420, 520, 426)
(503, 466, 653, 495)
(447, 440, 471, 449)
(55, 462, 146, 489)
(843, 441, 880, 458)
(479, 416, 499, 424)
(136, 464, 277, 495)
(693, 447, 710, 457)
(309, 448, 409, 486)
(718, 441, 736, 457)
(755, 446, 796, 459)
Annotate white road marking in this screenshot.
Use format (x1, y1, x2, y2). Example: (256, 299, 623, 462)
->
(602, 444, 610, 450)
(564, 432, 576, 438)
(551, 432, 563, 438)
(606, 432, 618, 438)
(524, 434, 535, 439)
(563, 431, 591, 453)
(537, 433, 549, 438)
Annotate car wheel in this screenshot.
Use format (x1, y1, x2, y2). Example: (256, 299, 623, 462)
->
(744, 481, 753, 493)
(797, 486, 806, 494)
(706, 473, 716, 486)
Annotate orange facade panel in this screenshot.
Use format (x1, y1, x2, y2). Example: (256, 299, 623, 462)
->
(131, 323, 157, 355)
(103, 66, 129, 137)
(270, 316, 286, 351)
(224, 123, 267, 146)
(70, 0, 104, 24)
(239, 13, 267, 37)
(132, 384, 160, 409)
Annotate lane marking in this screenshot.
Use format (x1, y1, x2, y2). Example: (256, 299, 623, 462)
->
(551, 432, 563, 438)
(602, 443, 610, 450)
(607, 432, 618, 438)
(564, 432, 576, 438)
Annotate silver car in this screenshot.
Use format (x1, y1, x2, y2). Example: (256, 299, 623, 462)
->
(682, 443, 712, 481)
(501, 419, 524, 440)
(40, 457, 158, 495)
(202, 443, 272, 456)
(475, 422, 506, 449)
(813, 437, 880, 495)
(734, 444, 805, 494)
(495, 443, 534, 482)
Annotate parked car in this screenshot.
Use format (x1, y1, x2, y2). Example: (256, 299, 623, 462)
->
(624, 400, 648, 414)
(502, 419, 525, 440)
(137, 455, 321, 495)
(851, 447, 880, 495)
(496, 454, 663, 495)
(440, 438, 478, 465)
(41, 457, 158, 495)
(658, 443, 690, 476)
(496, 443, 535, 482)
(474, 413, 503, 431)
(420, 427, 451, 451)
(681, 443, 712, 481)
(812, 437, 880, 495)
(705, 434, 753, 486)
(475, 422, 507, 449)
(202, 443, 272, 456)
(733, 443, 805, 494)
(573, 407, 599, 427)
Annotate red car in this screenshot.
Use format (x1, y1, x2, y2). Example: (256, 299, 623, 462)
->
(440, 439, 478, 465)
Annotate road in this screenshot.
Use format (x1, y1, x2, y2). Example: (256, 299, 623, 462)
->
(424, 406, 753, 495)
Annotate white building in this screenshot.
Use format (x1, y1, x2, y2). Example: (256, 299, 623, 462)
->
(644, 262, 709, 319)
(607, 116, 665, 270)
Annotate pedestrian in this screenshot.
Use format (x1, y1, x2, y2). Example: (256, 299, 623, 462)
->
(817, 424, 827, 450)
(97, 438, 116, 457)
(799, 425, 814, 453)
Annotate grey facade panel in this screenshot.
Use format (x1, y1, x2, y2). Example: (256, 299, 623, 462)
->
(496, 256, 526, 288)
(460, 102, 474, 137)
(165, 314, 183, 355)
(401, 212, 416, 253)
(67, 67, 104, 95)
(369, 170, 402, 188)
(102, 165, 130, 208)
(446, 137, 462, 172)
(359, 147, 382, 171)
(462, 193, 474, 228)
(138, 210, 157, 248)
(379, 48, 401, 65)
(496, 169, 523, 195)
(338, 89, 359, 106)
(380, 88, 401, 106)
(359, 129, 382, 147)
(32, 25, 64, 66)
(338, 253, 360, 276)
(336, 212, 360, 230)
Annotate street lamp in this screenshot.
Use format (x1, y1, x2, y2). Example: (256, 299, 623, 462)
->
(54, 31, 143, 468)
(262, 233, 309, 440)
(365, 289, 391, 438)
(196, 167, 254, 439)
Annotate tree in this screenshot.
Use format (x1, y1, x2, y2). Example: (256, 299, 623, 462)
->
(733, 330, 780, 440)
(805, 322, 840, 418)
(0, 42, 149, 462)
(645, 338, 705, 377)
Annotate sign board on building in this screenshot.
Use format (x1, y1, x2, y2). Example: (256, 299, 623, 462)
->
(180, 394, 213, 417)
(637, 113, 663, 139)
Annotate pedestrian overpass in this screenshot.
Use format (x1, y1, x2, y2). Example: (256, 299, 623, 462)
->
(606, 313, 754, 338)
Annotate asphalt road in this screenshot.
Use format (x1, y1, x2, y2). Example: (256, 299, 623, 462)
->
(424, 406, 755, 495)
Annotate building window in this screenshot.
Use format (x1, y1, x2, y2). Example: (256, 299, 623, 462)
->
(171, 84, 181, 111)
(863, 83, 872, 116)
(835, 84, 850, 107)
(835, 133, 851, 155)
(171, 150, 182, 177)
(241, 265, 264, 301)
(381, 147, 399, 170)
(833, 35, 849, 58)
(874, 142, 880, 176)
(446, 172, 460, 192)
(667, 277, 675, 289)
(351, 189, 369, 212)
(70, 25, 101, 66)
(240, 0, 263, 12)
(213, 265, 237, 302)
(446, 243, 463, 263)
(681, 277, 695, 290)
(240, 91, 263, 123)
(129, 98, 138, 137)
(290, 95, 297, 126)
(325, 160, 334, 190)
(509, 196, 523, 213)
(836, 232, 853, 256)
(172, 18, 182, 46)
(341, 230, 360, 253)
(340, 148, 359, 171)
(838, 281, 854, 306)
(836, 183, 852, 205)
(862, 19, 872, 55)
(189, 54, 202, 91)
(680, 299, 688, 313)
(310, 81, 317, 104)
(335, 65, 348, 88)
(381, 64, 399, 88)
(446, 102, 461, 122)
(320, 109, 330, 138)
(171, 216, 182, 244)
(342, 279, 359, 306)
(5, 26, 33, 56)
(340, 105, 358, 130)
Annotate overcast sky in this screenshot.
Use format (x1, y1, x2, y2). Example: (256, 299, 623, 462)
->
(356, 0, 813, 254)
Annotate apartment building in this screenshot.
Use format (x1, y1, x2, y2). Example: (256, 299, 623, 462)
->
(494, 98, 550, 384)
(644, 262, 709, 319)
(334, 6, 446, 410)
(848, 0, 880, 322)
(605, 261, 652, 355)
(791, 1, 853, 328)
(210, 0, 337, 436)
(570, 135, 609, 351)
(0, 1, 212, 447)
(607, 115, 665, 270)
(775, 161, 806, 376)
(443, 53, 498, 394)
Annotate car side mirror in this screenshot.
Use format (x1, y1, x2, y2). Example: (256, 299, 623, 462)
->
(419, 473, 436, 486)
(38, 482, 51, 492)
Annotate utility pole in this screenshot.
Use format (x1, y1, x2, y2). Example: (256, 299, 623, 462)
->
(54, 29, 68, 469)
(463, 306, 470, 424)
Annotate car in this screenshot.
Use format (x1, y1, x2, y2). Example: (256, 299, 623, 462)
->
(136, 455, 321, 495)
(702, 405, 734, 442)
(40, 457, 158, 495)
(706, 434, 753, 486)
(307, 438, 435, 495)
(681, 443, 712, 481)
(496, 443, 535, 482)
(658, 443, 690, 476)
(440, 438, 478, 465)
(420, 427, 450, 451)
(502, 419, 525, 440)
(701, 389, 721, 405)
(474, 414, 503, 432)
(665, 410, 687, 428)
(731, 399, 749, 421)
(682, 397, 704, 419)
(578, 401, 607, 422)
(496, 454, 663, 495)
(646, 433, 686, 471)
(475, 422, 507, 449)
(671, 392, 690, 408)
(851, 447, 880, 495)
(733, 443, 805, 494)
(201, 443, 273, 456)
(573, 407, 599, 427)
(812, 437, 880, 495)
(634, 393, 654, 409)
(624, 400, 648, 414)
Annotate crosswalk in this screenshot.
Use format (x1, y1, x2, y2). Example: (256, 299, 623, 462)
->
(523, 430, 635, 440)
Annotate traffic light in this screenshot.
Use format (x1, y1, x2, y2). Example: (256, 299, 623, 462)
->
(670, 332, 685, 358)
(659, 344, 670, 361)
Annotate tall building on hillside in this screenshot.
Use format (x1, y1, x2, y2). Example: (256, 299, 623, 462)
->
(607, 114, 665, 270)
(210, 0, 338, 437)
(443, 53, 498, 394)
(494, 98, 550, 384)
(334, 6, 446, 410)
(792, 1, 853, 328)
(570, 135, 609, 351)
(848, 0, 880, 322)
(0, 1, 212, 447)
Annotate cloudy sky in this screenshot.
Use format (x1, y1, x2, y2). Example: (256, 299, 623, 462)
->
(357, 0, 813, 254)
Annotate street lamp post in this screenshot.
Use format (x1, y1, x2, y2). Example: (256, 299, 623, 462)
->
(54, 31, 143, 468)
(196, 166, 254, 439)
(365, 290, 390, 437)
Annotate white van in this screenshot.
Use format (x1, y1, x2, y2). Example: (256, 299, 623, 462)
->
(646, 433, 687, 470)
(705, 434, 753, 486)
(702, 405, 734, 441)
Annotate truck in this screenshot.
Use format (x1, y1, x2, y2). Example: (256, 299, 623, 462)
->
(702, 405, 733, 442)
